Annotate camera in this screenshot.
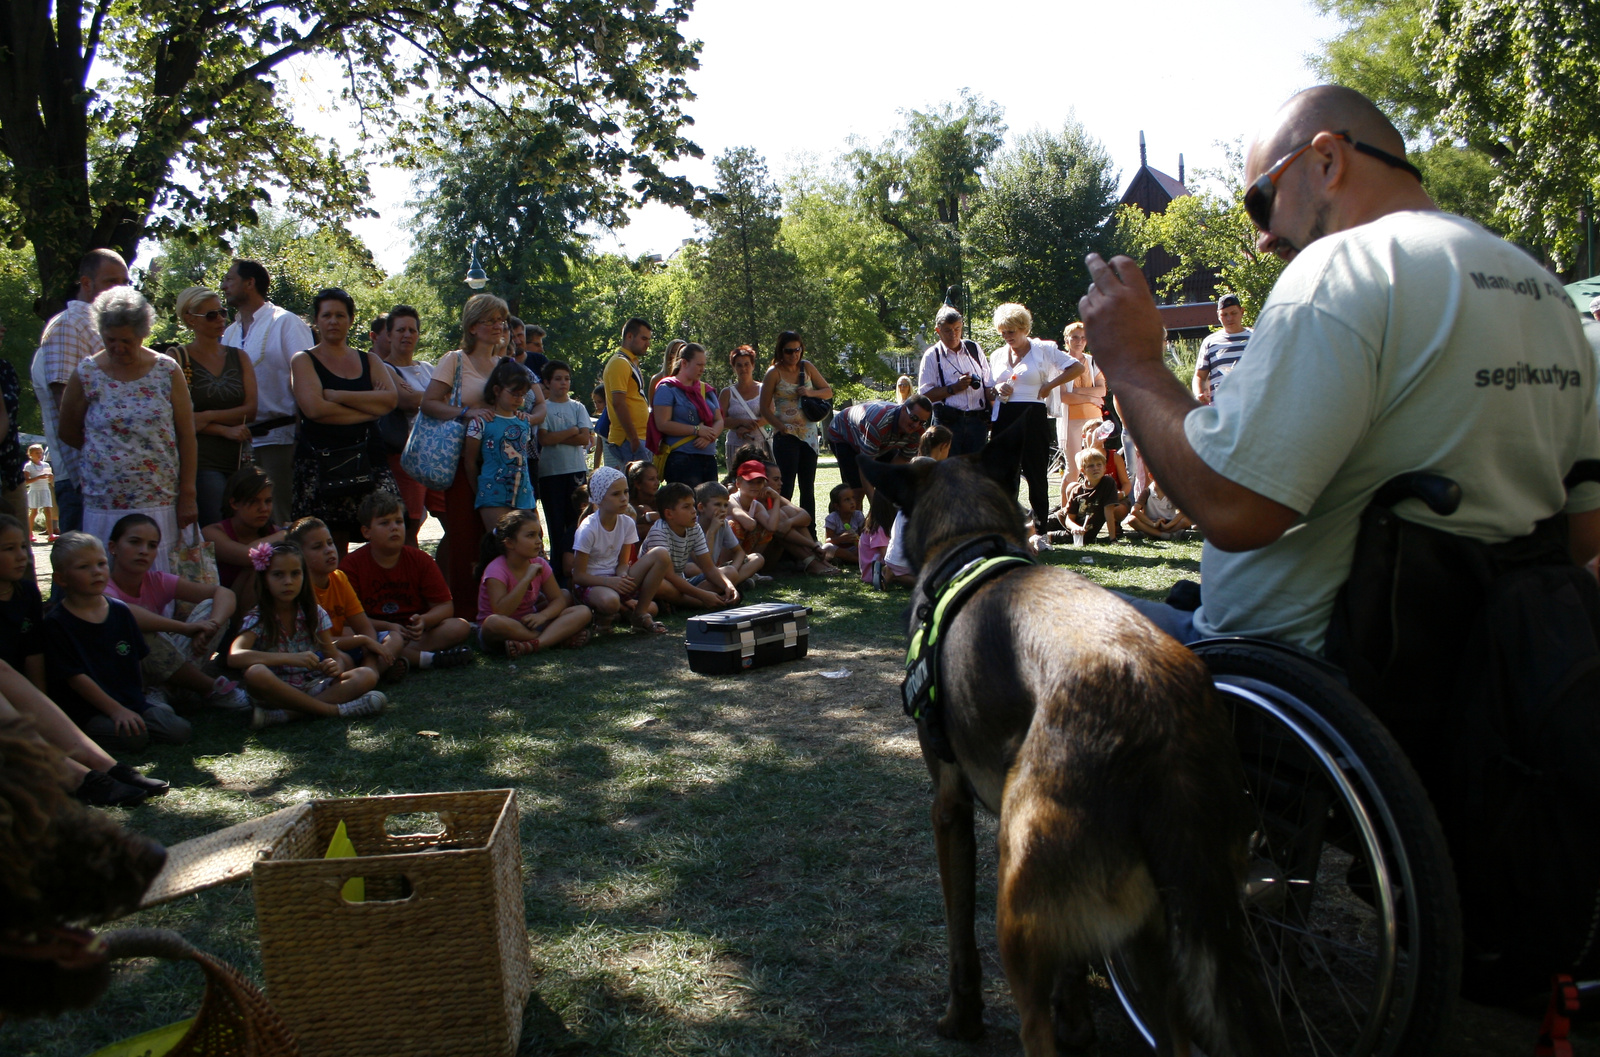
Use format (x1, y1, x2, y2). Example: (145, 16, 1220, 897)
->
(967, 377, 982, 390)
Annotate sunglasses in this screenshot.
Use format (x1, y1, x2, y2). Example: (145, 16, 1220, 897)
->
(187, 309, 227, 321)
(1243, 130, 1422, 232)
(781, 346, 803, 355)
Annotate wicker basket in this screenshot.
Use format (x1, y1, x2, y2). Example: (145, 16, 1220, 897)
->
(102, 928, 301, 1057)
(250, 789, 530, 1057)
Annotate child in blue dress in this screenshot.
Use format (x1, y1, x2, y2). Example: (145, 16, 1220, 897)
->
(464, 358, 536, 531)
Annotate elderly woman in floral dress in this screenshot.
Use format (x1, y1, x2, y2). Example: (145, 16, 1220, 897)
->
(59, 287, 198, 571)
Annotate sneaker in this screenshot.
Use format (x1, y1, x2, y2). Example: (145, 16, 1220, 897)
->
(1029, 534, 1052, 553)
(338, 691, 388, 719)
(250, 706, 292, 730)
(75, 770, 149, 807)
(429, 645, 473, 670)
(145, 687, 169, 706)
(871, 558, 884, 591)
(108, 763, 170, 797)
(207, 676, 240, 699)
(209, 686, 251, 713)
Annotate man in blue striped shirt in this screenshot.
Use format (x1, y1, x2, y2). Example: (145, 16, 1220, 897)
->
(1192, 293, 1252, 405)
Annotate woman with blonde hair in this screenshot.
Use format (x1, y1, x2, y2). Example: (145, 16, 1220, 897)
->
(1049, 321, 1104, 467)
(987, 302, 1083, 534)
(173, 285, 258, 525)
(418, 293, 520, 616)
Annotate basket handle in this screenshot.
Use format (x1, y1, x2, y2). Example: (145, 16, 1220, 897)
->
(103, 927, 202, 963)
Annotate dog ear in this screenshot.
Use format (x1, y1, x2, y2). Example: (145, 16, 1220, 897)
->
(858, 456, 930, 513)
(979, 417, 1026, 486)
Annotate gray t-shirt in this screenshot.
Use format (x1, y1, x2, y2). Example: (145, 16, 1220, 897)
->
(643, 518, 709, 576)
(1190, 210, 1600, 651)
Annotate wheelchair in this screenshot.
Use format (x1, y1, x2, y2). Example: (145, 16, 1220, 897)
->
(1108, 472, 1484, 1056)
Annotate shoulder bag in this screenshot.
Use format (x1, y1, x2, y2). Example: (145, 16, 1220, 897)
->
(798, 361, 833, 422)
(400, 355, 466, 491)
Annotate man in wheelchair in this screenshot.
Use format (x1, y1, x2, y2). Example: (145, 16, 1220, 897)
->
(1081, 84, 1600, 1039)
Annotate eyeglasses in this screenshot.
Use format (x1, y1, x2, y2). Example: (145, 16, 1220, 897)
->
(188, 309, 227, 321)
(1243, 130, 1423, 232)
(478, 318, 507, 328)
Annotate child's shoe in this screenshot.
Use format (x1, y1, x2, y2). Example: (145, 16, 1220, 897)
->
(427, 645, 473, 669)
(75, 770, 149, 807)
(338, 691, 388, 719)
(250, 706, 293, 730)
(108, 763, 170, 796)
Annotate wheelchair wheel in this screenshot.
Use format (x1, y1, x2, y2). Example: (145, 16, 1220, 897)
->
(1107, 641, 1462, 1056)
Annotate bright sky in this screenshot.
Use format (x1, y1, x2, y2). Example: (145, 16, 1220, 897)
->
(283, 0, 1341, 275)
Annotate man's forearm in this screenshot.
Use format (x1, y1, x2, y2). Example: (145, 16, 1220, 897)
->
(611, 397, 639, 443)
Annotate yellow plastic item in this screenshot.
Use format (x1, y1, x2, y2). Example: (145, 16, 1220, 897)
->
(324, 819, 364, 903)
(87, 1017, 195, 1057)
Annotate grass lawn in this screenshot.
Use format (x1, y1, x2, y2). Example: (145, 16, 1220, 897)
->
(6, 458, 1548, 1055)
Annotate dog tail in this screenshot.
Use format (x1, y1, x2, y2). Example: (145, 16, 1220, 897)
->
(1138, 741, 1286, 1056)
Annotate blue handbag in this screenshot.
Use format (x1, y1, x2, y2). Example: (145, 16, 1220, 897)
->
(400, 355, 466, 491)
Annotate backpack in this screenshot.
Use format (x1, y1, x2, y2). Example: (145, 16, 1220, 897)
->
(1328, 500, 1600, 1000)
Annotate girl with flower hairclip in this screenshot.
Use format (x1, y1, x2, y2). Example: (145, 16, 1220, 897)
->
(226, 539, 388, 730)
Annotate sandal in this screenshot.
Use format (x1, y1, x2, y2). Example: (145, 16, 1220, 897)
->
(630, 613, 668, 635)
(506, 638, 540, 659)
(563, 625, 593, 649)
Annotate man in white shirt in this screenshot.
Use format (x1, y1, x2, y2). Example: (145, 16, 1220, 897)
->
(917, 306, 994, 456)
(221, 258, 313, 525)
(1080, 85, 1600, 653)
(30, 248, 130, 533)
(1192, 293, 1252, 405)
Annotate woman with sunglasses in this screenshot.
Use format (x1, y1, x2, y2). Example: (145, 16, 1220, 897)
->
(174, 285, 258, 526)
(759, 331, 832, 535)
(722, 345, 769, 465)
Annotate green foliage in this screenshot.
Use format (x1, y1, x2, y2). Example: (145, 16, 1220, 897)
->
(845, 92, 1006, 332)
(1425, 0, 1600, 268)
(1115, 153, 1285, 322)
(0, 246, 43, 432)
(1412, 142, 1502, 232)
(0, 0, 705, 312)
(678, 148, 821, 383)
(964, 120, 1121, 342)
(1312, 0, 1446, 139)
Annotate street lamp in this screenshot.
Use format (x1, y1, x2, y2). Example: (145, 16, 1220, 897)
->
(464, 242, 488, 290)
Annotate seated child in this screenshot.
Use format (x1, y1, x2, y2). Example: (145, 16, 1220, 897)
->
(227, 540, 386, 729)
(1080, 419, 1131, 528)
(823, 483, 864, 567)
(42, 533, 192, 751)
(694, 481, 766, 587)
(0, 513, 49, 689)
(919, 424, 952, 462)
(729, 460, 838, 576)
(24, 444, 56, 540)
(106, 514, 245, 710)
(643, 482, 740, 610)
(858, 493, 913, 588)
(626, 459, 661, 538)
(287, 517, 407, 682)
(476, 509, 592, 656)
(1058, 448, 1121, 543)
(1124, 475, 1193, 540)
(341, 492, 473, 669)
(572, 466, 671, 634)
(203, 465, 286, 621)
(464, 358, 537, 532)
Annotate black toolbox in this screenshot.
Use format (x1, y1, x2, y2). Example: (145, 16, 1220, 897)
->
(685, 602, 811, 674)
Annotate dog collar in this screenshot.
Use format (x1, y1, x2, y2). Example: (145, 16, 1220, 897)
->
(903, 534, 1033, 727)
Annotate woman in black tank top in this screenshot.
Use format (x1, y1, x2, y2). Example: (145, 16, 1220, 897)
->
(288, 288, 400, 548)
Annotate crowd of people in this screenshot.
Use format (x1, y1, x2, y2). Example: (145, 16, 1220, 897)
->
(0, 239, 1211, 809)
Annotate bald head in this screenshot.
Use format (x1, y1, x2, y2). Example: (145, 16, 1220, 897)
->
(1251, 85, 1407, 173)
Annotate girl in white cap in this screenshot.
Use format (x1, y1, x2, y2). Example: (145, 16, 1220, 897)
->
(570, 466, 672, 634)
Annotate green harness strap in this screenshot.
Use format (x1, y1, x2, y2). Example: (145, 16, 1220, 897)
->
(902, 553, 1032, 722)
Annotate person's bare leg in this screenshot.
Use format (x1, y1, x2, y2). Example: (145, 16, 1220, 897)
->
(242, 664, 343, 718)
(537, 605, 592, 647)
(628, 550, 670, 631)
(0, 660, 117, 771)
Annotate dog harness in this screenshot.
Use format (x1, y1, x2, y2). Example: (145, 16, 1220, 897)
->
(903, 534, 1033, 759)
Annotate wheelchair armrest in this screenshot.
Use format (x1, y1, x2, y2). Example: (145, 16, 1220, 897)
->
(1372, 472, 1461, 516)
(1189, 635, 1351, 685)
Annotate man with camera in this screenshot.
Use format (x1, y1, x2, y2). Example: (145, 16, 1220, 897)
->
(917, 305, 995, 456)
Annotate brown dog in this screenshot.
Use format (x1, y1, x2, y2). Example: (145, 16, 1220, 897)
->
(859, 427, 1282, 1056)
